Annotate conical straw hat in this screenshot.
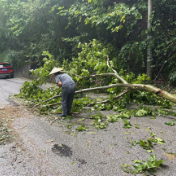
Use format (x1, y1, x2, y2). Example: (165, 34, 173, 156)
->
(49, 67, 64, 75)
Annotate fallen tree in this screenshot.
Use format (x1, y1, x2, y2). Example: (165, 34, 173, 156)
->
(34, 56, 176, 107)
(18, 43, 175, 113)
(37, 75, 176, 106)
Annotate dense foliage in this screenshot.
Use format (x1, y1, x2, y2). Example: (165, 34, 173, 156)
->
(0, 0, 176, 82)
(1, 0, 176, 131)
(17, 49, 173, 115)
(2, 2, 175, 174)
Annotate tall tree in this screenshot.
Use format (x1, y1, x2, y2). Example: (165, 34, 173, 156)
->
(147, 0, 152, 78)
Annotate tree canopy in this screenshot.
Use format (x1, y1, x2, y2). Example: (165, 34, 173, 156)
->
(0, 0, 176, 82)
(2, 2, 176, 175)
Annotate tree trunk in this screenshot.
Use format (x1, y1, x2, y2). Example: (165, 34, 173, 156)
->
(147, 0, 153, 78)
(75, 83, 176, 103)
(37, 82, 176, 106)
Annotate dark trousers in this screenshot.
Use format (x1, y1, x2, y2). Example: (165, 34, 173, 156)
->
(62, 84, 75, 115)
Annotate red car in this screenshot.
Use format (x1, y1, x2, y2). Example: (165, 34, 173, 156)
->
(0, 62, 14, 78)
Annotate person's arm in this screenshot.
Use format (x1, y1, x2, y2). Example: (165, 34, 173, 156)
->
(55, 75, 62, 87)
(57, 81, 62, 87)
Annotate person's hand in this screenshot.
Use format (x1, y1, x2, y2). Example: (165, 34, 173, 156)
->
(57, 81, 62, 87)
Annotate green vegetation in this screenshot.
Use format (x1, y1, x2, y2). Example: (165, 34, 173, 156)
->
(122, 155, 164, 175)
(90, 113, 107, 129)
(123, 119, 132, 129)
(130, 133, 165, 153)
(0, 121, 11, 145)
(165, 122, 175, 126)
(0, 0, 176, 84)
(1, 1, 176, 175)
(76, 124, 89, 131)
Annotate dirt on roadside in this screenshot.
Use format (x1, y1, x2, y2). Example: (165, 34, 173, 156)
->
(0, 104, 28, 145)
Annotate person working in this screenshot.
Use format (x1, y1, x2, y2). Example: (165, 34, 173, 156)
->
(50, 67, 76, 117)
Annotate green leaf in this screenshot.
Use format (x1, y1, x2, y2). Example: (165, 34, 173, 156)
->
(165, 122, 175, 126)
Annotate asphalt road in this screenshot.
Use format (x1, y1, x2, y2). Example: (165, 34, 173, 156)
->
(0, 77, 176, 176)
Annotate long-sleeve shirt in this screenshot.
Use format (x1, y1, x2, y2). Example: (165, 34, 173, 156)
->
(55, 73, 75, 87)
